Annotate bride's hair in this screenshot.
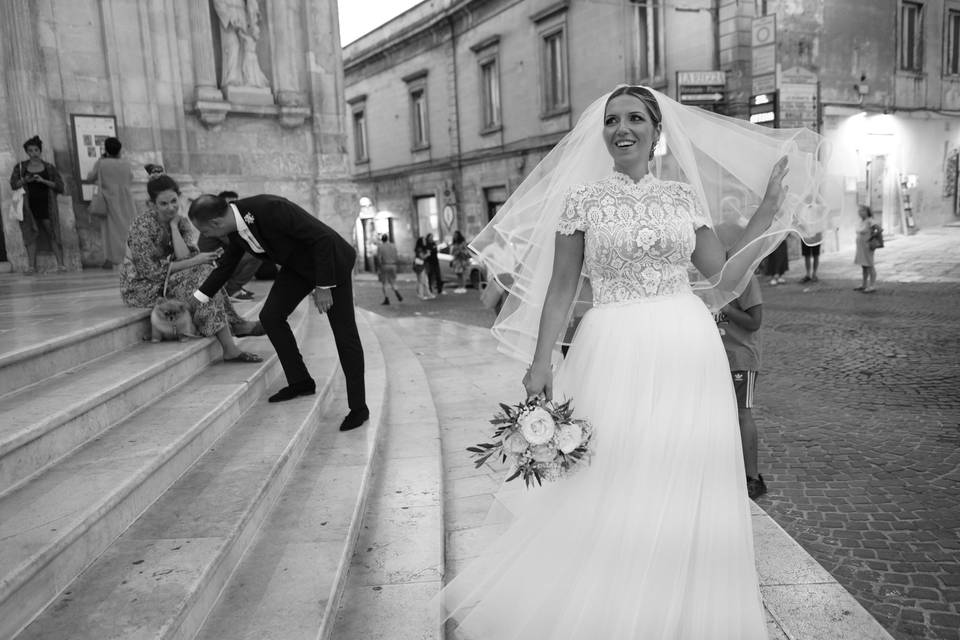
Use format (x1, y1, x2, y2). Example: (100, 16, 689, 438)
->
(605, 85, 662, 128)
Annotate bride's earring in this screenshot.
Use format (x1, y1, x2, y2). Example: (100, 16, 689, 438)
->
(649, 137, 659, 160)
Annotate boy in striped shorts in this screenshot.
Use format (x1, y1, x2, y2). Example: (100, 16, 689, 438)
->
(715, 275, 767, 500)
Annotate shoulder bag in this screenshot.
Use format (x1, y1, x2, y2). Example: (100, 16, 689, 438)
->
(11, 164, 25, 222)
(89, 163, 108, 218)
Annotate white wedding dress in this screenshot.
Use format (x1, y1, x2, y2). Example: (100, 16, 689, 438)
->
(440, 172, 768, 639)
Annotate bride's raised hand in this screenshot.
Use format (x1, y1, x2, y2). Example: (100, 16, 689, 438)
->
(760, 155, 790, 212)
(523, 363, 553, 402)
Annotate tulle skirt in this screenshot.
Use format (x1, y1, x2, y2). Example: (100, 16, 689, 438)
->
(440, 291, 767, 640)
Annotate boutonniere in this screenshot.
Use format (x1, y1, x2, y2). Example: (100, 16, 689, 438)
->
(243, 212, 255, 225)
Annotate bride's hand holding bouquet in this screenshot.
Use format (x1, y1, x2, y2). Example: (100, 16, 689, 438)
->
(522, 360, 553, 401)
(468, 362, 593, 488)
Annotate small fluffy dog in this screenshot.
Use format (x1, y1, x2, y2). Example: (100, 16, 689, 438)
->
(148, 299, 199, 342)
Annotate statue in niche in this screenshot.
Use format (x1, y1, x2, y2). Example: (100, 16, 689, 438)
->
(212, 0, 269, 88)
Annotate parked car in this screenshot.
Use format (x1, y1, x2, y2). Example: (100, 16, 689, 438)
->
(436, 243, 487, 288)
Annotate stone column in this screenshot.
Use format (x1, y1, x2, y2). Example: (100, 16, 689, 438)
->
(2, 0, 48, 146)
(189, 0, 230, 126)
(1, 0, 52, 270)
(304, 0, 356, 237)
(268, 0, 306, 107)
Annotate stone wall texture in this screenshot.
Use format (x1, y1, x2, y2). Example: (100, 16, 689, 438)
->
(1, 0, 354, 271)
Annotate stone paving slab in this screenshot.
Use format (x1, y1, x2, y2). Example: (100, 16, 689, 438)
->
(387, 315, 894, 640)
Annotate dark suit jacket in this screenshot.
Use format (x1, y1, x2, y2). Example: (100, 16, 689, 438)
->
(198, 195, 357, 298)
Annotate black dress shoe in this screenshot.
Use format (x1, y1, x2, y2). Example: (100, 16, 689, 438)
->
(268, 380, 316, 403)
(339, 407, 370, 431)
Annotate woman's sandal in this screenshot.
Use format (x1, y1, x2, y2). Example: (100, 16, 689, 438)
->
(223, 351, 263, 364)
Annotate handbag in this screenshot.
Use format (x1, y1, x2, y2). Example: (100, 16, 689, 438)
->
(11, 164, 26, 221)
(867, 224, 884, 250)
(11, 187, 25, 222)
(89, 165, 108, 218)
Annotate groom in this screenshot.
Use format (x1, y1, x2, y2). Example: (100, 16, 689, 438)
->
(187, 193, 369, 431)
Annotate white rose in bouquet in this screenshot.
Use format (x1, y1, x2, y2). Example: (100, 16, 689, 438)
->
(517, 407, 556, 445)
(530, 444, 558, 463)
(503, 432, 530, 454)
(556, 422, 584, 454)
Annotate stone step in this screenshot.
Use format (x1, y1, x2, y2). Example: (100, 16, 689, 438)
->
(0, 306, 303, 640)
(194, 309, 391, 640)
(0, 329, 220, 497)
(0, 297, 267, 496)
(328, 313, 444, 640)
(0, 299, 150, 399)
(11, 308, 384, 640)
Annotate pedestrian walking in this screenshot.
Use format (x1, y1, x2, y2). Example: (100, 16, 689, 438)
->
(375, 233, 402, 305)
(413, 236, 434, 299)
(765, 239, 789, 285)
(450, 230, 470, 293)
(854, 205, 879, 293)
(425, 233, 442, 295)
(800, 231, 822, 283)
(716, 274, 767, 500)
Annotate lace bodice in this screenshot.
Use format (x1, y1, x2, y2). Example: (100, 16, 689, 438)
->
(557, 172, 711, 305)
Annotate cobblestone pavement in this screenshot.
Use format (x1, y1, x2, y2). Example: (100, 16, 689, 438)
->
(755, 278, 960, 640)
(354, 255, 960, 640)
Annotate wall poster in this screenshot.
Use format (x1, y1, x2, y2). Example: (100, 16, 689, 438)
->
(70, 114, 117, 201)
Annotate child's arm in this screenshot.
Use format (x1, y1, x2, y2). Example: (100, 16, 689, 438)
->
(722, 302, 762, 332)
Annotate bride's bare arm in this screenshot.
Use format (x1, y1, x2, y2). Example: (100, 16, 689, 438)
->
(692, 156, 789, 281)
(524, 232, 585, 398)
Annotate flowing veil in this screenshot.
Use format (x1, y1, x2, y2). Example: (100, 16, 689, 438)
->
(470, 86, 830, 363)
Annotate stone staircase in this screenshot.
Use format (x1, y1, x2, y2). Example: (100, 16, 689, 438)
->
(0, 271, 896, 640)
(0, 285, 435, 640)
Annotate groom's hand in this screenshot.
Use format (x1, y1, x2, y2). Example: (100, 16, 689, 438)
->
(312, 287, 333, 314)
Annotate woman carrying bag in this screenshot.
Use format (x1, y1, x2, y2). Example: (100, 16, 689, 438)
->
(8, 135, 68, 274)
(87, 137, 137, 269)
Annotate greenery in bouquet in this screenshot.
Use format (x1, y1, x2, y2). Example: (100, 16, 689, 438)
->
(467, 397, 593, 488)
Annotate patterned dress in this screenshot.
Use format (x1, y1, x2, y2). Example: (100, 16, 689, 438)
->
(119, 208, 237, 336)
(440, 172, 768, 639)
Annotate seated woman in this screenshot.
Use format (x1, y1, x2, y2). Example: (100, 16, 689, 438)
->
(119, 174, 262, 363)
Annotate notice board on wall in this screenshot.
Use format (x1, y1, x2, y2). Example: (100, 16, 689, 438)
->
(70, 114, 117, 201)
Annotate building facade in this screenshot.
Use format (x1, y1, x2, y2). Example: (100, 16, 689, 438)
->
(815, 0, 960, 246)
(345, 0, 960, 269)
(342, 0, 716, 268)
(0, 0, 354, 272)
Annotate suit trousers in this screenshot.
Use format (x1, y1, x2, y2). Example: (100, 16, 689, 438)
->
(259, 268, 366, 411)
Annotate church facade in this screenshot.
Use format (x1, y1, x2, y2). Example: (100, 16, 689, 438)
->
(0, 0, 355, 272)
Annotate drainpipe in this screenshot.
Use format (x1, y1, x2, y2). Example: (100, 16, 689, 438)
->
(447, 12, 465, 231)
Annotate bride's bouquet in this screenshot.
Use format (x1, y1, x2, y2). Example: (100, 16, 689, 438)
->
(468, 397, 593, 488)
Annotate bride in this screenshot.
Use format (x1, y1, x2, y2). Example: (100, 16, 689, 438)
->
(437, 86, 828, 639)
